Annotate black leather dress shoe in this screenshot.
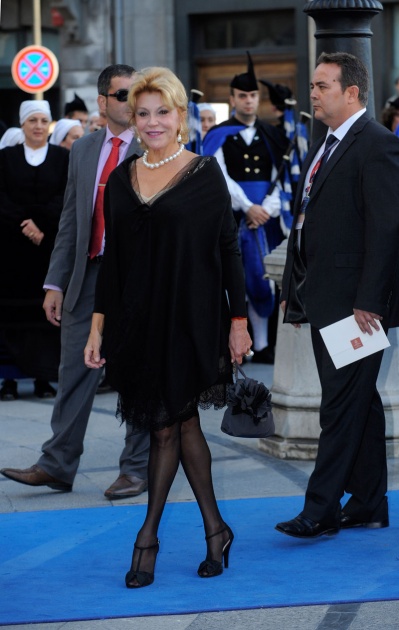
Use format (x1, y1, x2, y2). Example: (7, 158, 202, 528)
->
(340, 512, 389, 529)
(275, 514, 339, 539)
(0, 464, 72, 491)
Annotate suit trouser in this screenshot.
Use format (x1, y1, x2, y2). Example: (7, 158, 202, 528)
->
(38, 262, 150, 485)
(302, 327, 388, 524)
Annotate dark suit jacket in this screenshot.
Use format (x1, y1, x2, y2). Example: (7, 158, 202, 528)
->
(281, 113, 399, 329)
(45, 128, 141, 312)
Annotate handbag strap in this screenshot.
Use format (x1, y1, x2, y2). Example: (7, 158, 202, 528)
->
(233, 361, 247, 380)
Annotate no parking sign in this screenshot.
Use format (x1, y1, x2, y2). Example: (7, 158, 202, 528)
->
(11, 45, 59, 94)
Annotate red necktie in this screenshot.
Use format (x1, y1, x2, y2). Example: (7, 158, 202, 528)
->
(89, 137, 123, 259)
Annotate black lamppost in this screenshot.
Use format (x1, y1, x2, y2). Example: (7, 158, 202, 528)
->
(304, 0, 383, 138)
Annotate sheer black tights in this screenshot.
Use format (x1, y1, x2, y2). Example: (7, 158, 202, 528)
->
(180, 416, 229, 562)
(129, 416, 227, 577)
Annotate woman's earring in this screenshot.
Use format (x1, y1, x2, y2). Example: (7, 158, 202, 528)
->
(136, 135, 142, 144)
(177, 132, 182, 143)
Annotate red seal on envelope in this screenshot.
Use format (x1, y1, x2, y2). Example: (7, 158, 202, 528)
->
(351, 337, 363, 350)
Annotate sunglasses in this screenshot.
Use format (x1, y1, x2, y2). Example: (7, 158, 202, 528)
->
(102, 89, 129, 102)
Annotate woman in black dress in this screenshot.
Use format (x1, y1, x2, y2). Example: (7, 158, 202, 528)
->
(84, 67, 251, 588)
(0, 101, 69, 399)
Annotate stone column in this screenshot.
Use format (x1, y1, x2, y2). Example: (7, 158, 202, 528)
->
(121, 0, 176, 71)
(260, 241, 399, 460)
(259, 241, 321, 460)
(53, 0, 113, 115)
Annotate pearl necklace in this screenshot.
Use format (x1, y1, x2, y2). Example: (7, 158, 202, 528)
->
(142, 143, 185, 169)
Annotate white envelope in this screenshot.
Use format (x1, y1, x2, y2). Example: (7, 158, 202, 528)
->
(319, 315, 390, 369)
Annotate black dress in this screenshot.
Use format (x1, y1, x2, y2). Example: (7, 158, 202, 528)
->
(95, 155, 247, 432)
(0, 144, 69, 381)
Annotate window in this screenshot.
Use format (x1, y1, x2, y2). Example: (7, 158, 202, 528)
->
(196, 11, 295, 51)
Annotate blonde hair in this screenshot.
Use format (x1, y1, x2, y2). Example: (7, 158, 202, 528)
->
(128, 66, 189, 147)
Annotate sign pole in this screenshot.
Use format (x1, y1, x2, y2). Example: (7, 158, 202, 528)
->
(33, 0, 43, 99)
(11, 2, 59, 96)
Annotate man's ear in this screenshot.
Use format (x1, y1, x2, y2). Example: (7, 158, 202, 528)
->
(97, 94, 106, 115)
(347, 85, 360, 104)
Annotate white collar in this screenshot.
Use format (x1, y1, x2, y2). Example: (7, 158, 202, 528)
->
(326, 108, 366, 142)
(23, 143, 49, 166)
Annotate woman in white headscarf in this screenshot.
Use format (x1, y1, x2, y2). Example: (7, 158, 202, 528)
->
(0, 101, 69, 400)
(198, 103, 217, 138)
(0, 127, 25, 149)
(49, 118, 83, 150)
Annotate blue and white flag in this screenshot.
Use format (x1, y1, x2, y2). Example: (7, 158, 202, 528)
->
(283, 108, 309, 182)
(186, 100, 202, 155)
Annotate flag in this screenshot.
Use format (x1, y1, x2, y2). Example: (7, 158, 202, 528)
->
(186, 100, 202, 155)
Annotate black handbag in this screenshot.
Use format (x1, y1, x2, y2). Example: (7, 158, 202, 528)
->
(221, 362, 274, 438)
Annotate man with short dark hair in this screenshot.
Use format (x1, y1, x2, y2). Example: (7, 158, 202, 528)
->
(1, 65, 150, 499)
(276, 52, 399, 538)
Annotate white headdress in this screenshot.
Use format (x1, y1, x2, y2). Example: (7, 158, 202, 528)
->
(197, 103, 216, 115)
(19, 100, 52, 126)
(0, 127, 25, 149)
(49, 118, 82, 145)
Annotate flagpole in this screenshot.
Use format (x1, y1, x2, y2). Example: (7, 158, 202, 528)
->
(33, 0, 43, 100)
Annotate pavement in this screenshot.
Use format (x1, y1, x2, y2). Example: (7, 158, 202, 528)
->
(1, 362, 399, 630)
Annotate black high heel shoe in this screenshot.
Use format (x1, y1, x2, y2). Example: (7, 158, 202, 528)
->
(197, 524, 234, 578)
(125, 540, 159, 589)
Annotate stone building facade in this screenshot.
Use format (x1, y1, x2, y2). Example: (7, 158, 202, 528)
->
(0, 1, 397, 127)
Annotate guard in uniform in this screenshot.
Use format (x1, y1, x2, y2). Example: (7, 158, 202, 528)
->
(203, 53, 288, 363)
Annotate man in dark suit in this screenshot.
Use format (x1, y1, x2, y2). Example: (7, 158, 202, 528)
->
(1, 65, 150, 499)
(275, 52, 399, 538)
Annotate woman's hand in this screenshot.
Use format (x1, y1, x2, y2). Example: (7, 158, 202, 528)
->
(84, 330, 106, 369)
(21, 219, 44, 246)
(84, 314, 106, 369)
(229, 319, 252, 365)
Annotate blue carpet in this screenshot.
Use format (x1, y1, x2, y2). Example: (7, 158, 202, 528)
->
(1, 493, 399, 625)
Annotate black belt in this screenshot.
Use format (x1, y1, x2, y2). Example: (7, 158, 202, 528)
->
(88, 255, 103, 264)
